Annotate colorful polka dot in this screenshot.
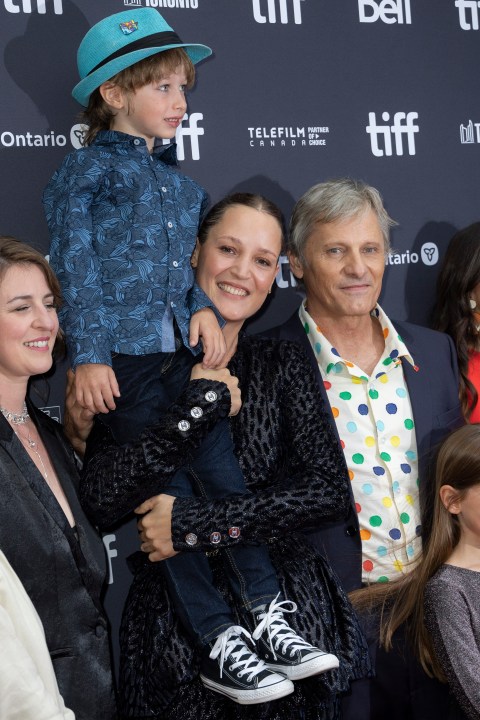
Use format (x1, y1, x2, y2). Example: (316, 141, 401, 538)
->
(406, 494, 414, 506)
(396, 387, 407, 398)
(363, 560, 374, 572)
(355, 502, 362, 513)
(386, 403, 397, 414)
(340, 391, 352, 400)
(406, 450, 416, 460)
(340, 439, 345, 449)
(358, 404, 369, 416)
(362, 483, 373, 495)
(415, 525, 422, 536)
(360, 529, 371, 541)
(377, 576, 389, 583)
(393, 560, 404, 572)
(373, 466, 385, 476)
(377, 546, 388, 558)
(404, 418, 414, 430)
(400, 513, 410, 524)
(382, 497, 392, 508)
(401, 463, 411, 474)
(331, 407, 339, 418)
(348, 469, 354, 480)
(347, 421, 358, 433)
(370, 515, 382, 527)
(331, 347, 340, 357)
(365, 436, 375, 447)
(353, 453, 364, 464)
(379, 374, 388, 384)
(304, 322, 309, 334)
(324, 380, 332, 390)
(315, 342, 321, 354)
(390, 435, 400, 447)
(369, 388, 379, 399)
(376, 420, 385, 431)
(383, 357, 393, 366)
(389, 528, 401, 540)
(380, 452, 391, 462)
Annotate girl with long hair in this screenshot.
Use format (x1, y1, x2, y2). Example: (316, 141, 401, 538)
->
(352, 423, 480, 720)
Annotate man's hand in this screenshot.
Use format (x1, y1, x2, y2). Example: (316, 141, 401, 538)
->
(74, 363, 120, 414)
(64, 369, 95, 457)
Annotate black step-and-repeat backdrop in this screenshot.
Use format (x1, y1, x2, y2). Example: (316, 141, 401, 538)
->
(2, 0, 479, 671)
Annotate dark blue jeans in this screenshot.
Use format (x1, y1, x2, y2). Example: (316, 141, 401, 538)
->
(99, 348, 280, 646)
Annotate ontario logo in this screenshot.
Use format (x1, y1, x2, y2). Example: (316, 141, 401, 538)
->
(1, 129, 67, 148)
(385, 243, 439, 267)
(248, 124, 329, 149)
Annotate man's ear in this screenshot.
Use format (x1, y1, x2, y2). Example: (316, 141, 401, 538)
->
(99, 82, 125, 110)
(439, 484, 462, 515)
(288, 251, 304, 279)
(191, 239, 200, 268)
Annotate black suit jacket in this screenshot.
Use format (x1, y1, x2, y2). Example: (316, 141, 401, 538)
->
(265, 311, 463, 593)
(0, 402, 116, 720)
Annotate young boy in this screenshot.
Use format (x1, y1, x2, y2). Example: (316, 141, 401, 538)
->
(44, 9, 338, 704)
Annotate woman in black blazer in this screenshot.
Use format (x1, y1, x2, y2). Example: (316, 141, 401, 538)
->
(0, 237, 116, 720)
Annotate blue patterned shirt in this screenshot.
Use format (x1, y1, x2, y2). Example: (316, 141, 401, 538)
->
(44, 130, 216, 368)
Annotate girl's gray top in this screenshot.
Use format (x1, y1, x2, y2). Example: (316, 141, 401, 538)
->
(425, 564, 480, 720)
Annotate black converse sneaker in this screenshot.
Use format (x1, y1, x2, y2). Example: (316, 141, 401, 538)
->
(252, 595, 339, 681)
(200, 625, 294, 705)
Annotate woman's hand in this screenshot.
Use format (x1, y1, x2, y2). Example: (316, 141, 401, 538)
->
(135, 494, 177, 561)
(190, 364, 242, 416)
(64, 369, 96, 457)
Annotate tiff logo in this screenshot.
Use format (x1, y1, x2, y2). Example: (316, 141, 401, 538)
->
(358, 0, 411, 23)
(252, 0, 305, 24)
(460, 119, 480, 143)
(456, 0, 480, 29)
(3, 0, 62, 11)
(163, 112, 204, 160)
(366, 111, 419, 156)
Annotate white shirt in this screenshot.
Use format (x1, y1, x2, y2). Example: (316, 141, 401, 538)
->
(299, 302, 421, 583)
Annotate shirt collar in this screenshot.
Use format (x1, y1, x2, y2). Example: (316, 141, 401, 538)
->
(93, 130, 178, 166)
(298, 301, 415, 376)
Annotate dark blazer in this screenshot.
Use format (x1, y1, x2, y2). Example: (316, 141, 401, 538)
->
(265, 311, 463, 593)
(0, 402, 116, 720)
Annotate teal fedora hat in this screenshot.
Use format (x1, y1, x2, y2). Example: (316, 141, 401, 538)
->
(72, 8, 212, 107)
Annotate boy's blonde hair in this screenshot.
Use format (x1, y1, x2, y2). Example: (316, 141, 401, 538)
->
(81, 48, 195, 146)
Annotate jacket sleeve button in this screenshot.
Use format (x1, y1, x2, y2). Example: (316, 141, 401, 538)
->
(185, 533, 198, 546)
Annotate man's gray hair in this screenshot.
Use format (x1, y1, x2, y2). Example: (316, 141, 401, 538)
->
(288, 178, 396, 261)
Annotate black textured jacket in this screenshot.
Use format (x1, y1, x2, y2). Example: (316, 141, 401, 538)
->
(81, 337, 372, 719)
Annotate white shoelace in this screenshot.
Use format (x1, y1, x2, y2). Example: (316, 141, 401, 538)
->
(252, 594, 315, 661)
(209, 625, 269, 680)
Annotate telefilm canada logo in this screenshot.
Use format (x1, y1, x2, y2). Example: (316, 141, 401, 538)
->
(460, 119, 480, 143)
(358, 0, 411, 23)
(2, 0, 62, 13)
(385, 243, 439, 267)
(248, 124, 329, 149)
(123, 0, 199, 7)
(252, 0, 306, 24)
(456, 0, 480, 30)
(366, 111, 419, 157)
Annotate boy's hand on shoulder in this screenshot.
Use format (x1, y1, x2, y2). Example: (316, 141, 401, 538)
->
(189, 308, 226, 368)
(74, 363, 121, 415)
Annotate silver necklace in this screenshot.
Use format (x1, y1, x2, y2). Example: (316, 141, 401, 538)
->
(0, 403, 29, 425)
(12, 422, 49, 481)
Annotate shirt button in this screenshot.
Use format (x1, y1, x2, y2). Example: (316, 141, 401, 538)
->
(178, 420, 190, 432)
(133, 138, 141, 145)
(161, 186, 167, 192)
(170, 301, 176, 308)
(190, 406, 203, 419)
(172, 261, 179, 268)
(205, 391, 217, 403)
(95, 624, 105, 637)
(210, 532, 221, 545)
(167, 221, 173, 228)
(185, 533, 198, 546)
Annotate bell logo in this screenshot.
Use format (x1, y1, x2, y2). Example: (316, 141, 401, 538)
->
(358, 0, 411, 23)
(366, 111, 419, 157)
(252, 0, 305, 24)
(3, 0, 62, 12)
(456, 0, 480, 29)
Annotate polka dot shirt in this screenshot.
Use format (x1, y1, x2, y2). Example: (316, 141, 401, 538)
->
(299, 303, 421, 583)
